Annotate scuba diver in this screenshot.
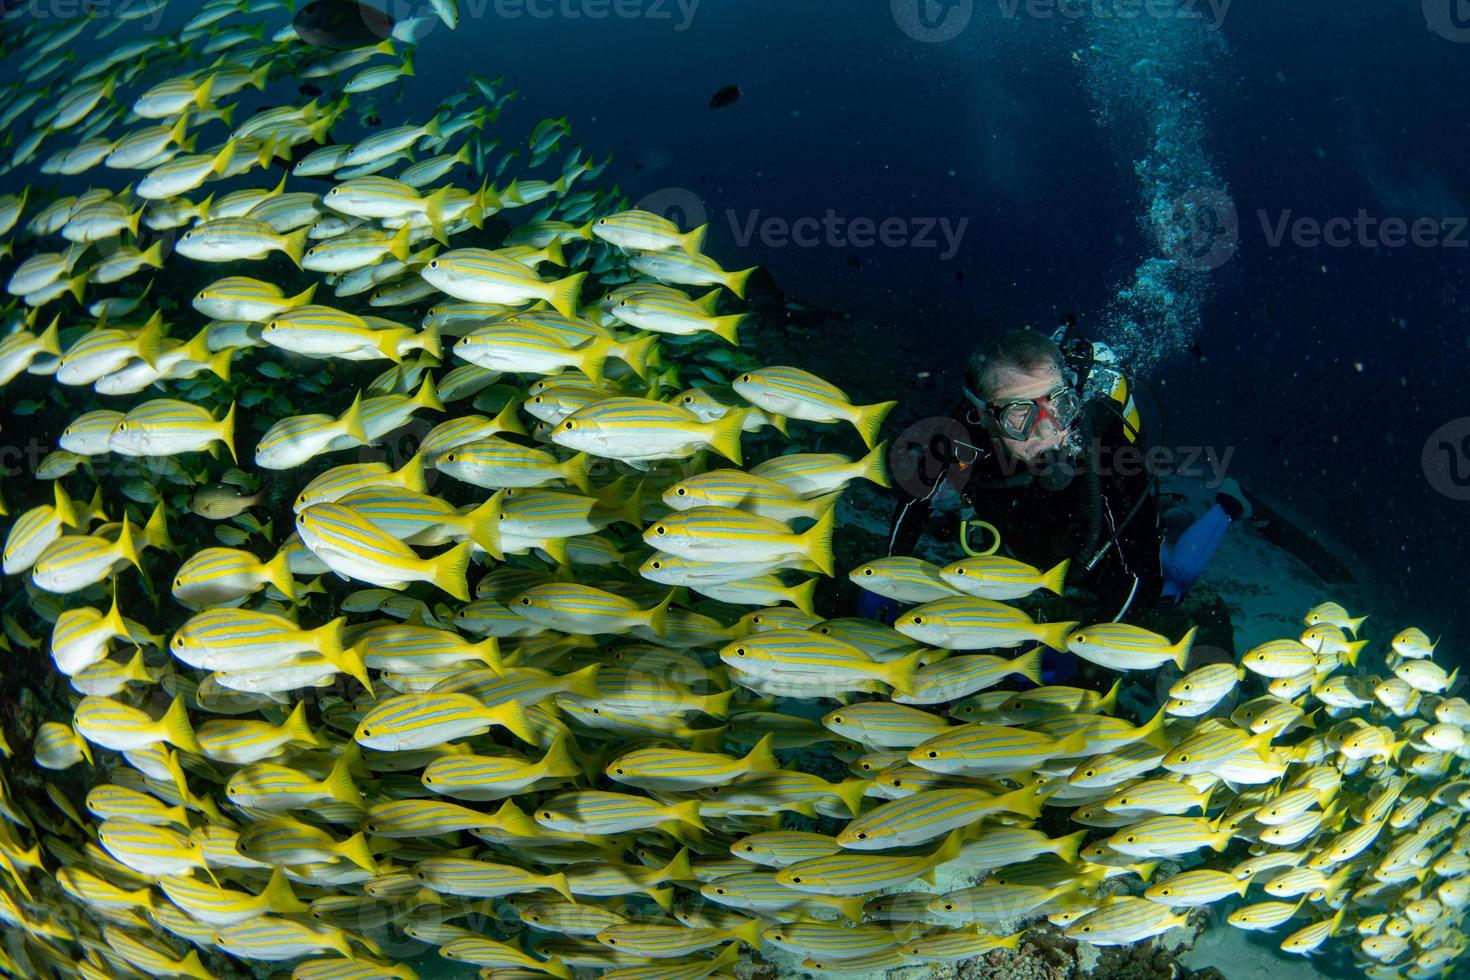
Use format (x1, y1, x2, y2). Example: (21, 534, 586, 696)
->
(862, 319, 1249, 678)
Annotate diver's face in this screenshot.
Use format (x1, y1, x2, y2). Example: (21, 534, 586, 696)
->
(988, 364, 1070, 461)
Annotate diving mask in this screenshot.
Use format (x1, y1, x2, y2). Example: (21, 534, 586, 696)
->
(964, 383, 1083, 441)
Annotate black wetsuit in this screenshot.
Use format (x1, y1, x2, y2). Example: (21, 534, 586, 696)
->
(885, 398, 1163, 620)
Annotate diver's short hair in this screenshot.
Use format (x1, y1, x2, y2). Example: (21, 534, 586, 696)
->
(965, 328, 1065, 401)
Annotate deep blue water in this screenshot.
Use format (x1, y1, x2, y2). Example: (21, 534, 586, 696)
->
(406, 0, 1470, 645)
(14, 0, 1470, 646)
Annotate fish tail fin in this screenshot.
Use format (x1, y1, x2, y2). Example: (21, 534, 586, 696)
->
(929, 827, 967, 869)
(1347, 614, 1367, 635)
(283, 700, 319, 748)
(1139, 705, 1172, 752)
(859, 440, 891, 488)
(1099, 678, 1122, 715)
(681, 224, 707, 256)
(724, 266, 757, 299)
(286, 282, 317, 309)
(1172, 625, 1198, 670)
(210, 137, 236, 176)
(742, 732, 780, 774)
(565, 663, 601, 700)
(544, 871, 574, 904)
(1012, 647, 1043, 685)
(422, 186, 451, 246)
(323, 747, 365, 809)
(140, 239, 165, 268)
(412, 374, 444, 414)
(644, 589, 677, 637)
(788, 576, 818, 617)
(263, 549, 296, 602)
(1036, 619, 1078, 652)
(52, 481, 78, 529)
(134, 310, 165, 367)
(328, 638, 374, 696)
(37, 314, 62, 356)
(620, 331, 658, 380)
(670, 799, 706, 831)
(278, 227, 309, 268)
(801, 506, 836, 577)
(206, 347, 232, 383)
(430, 540, 472, 602)
(494, 698, 536, 744)
(337, 831, 378, 873)
(1043, 558, 1070, 595)
(262, 867, 306, 914)
(711, 312, 745, 346)
(488, 396, 526, 436)
(561, 451, 592, 494)
(539, 733, 582, 780)
(546, 270, 586, 318)
(1054, 828, 1088, 864)
(159, 694, 202, 755)
(647, 887, 674, 912)
(574, 337, 608, 386)
(706, 408, 746, 466)
(462, 492, 504, 560)
(1345, 640, 1366, 669)
(885, 648, 926, 698)
(702, 688, 734, 719)
(142, 501, 172, 552)
(835, 778, 868, 818)
(338, 392, 368, 445)
(853, 400, 897, 450)
(656, 846, 694, 886)
(216, 401, 237, 464)
(115, 520, 143, 571)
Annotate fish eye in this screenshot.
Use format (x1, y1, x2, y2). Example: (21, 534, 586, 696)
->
(564, 421, 574, 429)
(1125, 836, 1136, 843)
(654, 526, 666, 536)
(1076, 634, 1086, 642)
(740, 374, 750, 382)
(927, 751, 937, 759)
(856, 832, 867, 839)
(733, 648, 745, 656)
(429, 260, 437, 268)
(650, 561, 661, 569)
(614, 768, 623, 775)
(1161, 888, 1171, 895)
(862, 569, 872, 576)
(1084, 769, 1095, 778)
(520, 597, 530, 605)
(832, 716, 843, 724)
(361, 727, 372, 736)
(912, 616, 923, 625)
(675, 488, 686, 496)
(1179, 754, 1189, 762)
(788, 878, 800, 885)
(1182, 684, 1192, 691)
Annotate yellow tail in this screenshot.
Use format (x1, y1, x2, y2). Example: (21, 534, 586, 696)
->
(859, 440, 891, 488)
(262, 549, 296, 602)
(852, 400, 897, 450)
(724, 265, 757, 299)
(1011, 647, 1043, 685)
(429, 540, 472, 601)
(801, 507, 836, 577)
(545, 270, 587, 318)
(706, 409, 746, 465)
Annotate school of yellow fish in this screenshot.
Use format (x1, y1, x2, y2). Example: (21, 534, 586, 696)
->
(0, 4, 1465, 980)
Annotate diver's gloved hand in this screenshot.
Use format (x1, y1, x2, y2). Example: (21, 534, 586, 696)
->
(857, 592, 901, 625)
(1215, 478, 1252, 521)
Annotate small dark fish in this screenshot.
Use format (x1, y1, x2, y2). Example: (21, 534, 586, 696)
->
(709, 84, 742, 110)
(293, 0, 394, 50)
(299, 83, 324, 98)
